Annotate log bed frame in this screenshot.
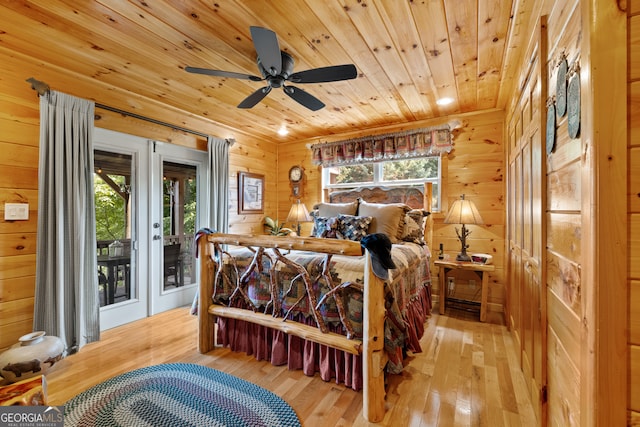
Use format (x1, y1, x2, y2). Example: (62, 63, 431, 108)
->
(197, 183, 433, 423)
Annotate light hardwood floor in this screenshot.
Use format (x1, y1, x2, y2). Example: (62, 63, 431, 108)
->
(46, 306, 536, 426)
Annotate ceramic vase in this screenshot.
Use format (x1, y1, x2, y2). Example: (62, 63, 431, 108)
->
(0, 331, 65, 384)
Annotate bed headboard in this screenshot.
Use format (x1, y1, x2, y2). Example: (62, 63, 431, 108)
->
(324, 183, 432, 211)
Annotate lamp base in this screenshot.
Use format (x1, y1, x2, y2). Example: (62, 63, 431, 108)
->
(456, 253, 472, 262)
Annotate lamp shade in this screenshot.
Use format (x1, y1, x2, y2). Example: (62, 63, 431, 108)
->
(444, 194, 483, 225)
(286, 200, 312, 224)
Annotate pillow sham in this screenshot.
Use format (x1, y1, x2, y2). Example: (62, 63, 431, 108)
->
(312, 216, 343, 239)
(401, 209, 430, 244)
(337, 214, 373, 241)
(357, 200, 410, 243)
(313, 200, 358, 217)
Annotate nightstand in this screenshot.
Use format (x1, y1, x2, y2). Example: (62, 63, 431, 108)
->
(434, 259, 495, 322)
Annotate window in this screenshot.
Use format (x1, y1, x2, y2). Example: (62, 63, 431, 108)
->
(323, 157, 441, 211)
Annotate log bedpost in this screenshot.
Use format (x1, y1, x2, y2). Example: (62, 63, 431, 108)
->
(362, 250, 386, 422)
(198, 235, 216, 353)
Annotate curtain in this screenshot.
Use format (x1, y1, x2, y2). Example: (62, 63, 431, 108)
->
(208, 137, 231, 233)
(190, 136, 232, 316)
(310, 125, 453, 167)
(34, 91, 99, 353)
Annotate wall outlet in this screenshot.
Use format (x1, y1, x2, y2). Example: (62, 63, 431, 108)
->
(4, 203, 29, 220)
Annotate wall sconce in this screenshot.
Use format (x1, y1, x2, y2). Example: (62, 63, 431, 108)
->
(444, 194, 484, 262)
(286, 199, 312, 236)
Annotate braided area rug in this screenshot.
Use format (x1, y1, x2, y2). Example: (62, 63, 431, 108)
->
(64, 363, 301, 427)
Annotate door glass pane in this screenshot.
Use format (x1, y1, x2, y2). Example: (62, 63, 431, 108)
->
(94, 150, 134, 307)
(162, 161, 197, 290)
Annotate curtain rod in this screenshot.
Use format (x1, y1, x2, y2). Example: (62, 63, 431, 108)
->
(26, 77, 235, 144)
(95, 102, 209, 139)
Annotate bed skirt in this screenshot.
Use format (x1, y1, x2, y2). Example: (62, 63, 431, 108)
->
(215, 283, 431, 391)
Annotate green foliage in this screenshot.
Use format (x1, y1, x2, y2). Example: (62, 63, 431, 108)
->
(94, 174, 126, 240)
(333, 158, 438, 184)
(335, 164, 373, 184)
(382, 158, 438, 180)
(263, 216, 293, 236)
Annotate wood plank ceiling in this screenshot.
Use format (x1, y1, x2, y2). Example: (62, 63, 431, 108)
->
(1, 0, 532, 143)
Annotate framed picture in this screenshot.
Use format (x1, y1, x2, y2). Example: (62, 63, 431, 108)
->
(237, 171, 264, 214)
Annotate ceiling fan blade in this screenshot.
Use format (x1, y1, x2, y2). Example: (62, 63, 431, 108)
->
(237, 86, 272, 109)
(283, 86, 325, 111)
(185, 66, 263, 81)
(289, 64, 357, 84)
(250, 26, 282, 77)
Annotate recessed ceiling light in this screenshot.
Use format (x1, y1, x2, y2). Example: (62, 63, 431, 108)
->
(278, 126, 289, 136)
(436, 97, 454, 106)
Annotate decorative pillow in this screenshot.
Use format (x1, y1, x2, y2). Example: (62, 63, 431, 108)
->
(312, 216, 343, 239)
(313, 200, 358, 217)
(337, 214, 373, 241)
(401, 209, 430, 244)
(357, 200, 410, 243)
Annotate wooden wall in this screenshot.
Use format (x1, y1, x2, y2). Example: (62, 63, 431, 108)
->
(505, 0, 628, 425)
(544, 2, 583, 424)
(0, 48, 277, 350)
(630, 0, 640, 423)
(278, 109, 506, 313)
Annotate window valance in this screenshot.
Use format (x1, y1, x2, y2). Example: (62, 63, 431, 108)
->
(310, 124, 454, 167)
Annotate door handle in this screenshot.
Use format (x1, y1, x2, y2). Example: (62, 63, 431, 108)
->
(153, 235, 162, 240)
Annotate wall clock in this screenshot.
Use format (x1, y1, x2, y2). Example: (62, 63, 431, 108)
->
(289, 165, 304, 198)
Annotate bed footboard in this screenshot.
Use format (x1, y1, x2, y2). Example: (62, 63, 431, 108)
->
(197, 233, 387, 422)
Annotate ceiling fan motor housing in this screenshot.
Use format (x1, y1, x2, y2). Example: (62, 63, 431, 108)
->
(258, 51, 294, 88)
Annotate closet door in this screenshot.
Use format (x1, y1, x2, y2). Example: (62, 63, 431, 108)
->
(506, 19, 547, 425)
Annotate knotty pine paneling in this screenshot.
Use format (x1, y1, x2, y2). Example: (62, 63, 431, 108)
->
(632, 280, 640, 345)
(546, 251, 583, 312)
(547, 289, 581, 368)
(280, 110, 506, 312)
(632, 344, 640, 412)
(633, 4, 640, 422)
(630, 82, 640, 147)
(631, 214, 640, 279)
(0, 276, 35, 302)
(547, 160, 581, 212)
(547, 212, 581, 260)
(0, 233, 37, 257)
(631, 15, 640, 82)
(0, 46, 278, 349)
(631, 148, 640, 212)
(547, 129, 582, 173)
(547, 325, 581, 426)
(0, 142, 38, 168)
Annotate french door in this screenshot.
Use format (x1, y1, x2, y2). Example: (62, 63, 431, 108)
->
(149, 141, 207, 314)
(94, 129, 207, 329)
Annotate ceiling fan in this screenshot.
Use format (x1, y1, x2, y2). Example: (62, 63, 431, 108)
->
(186, 26, 357, 111)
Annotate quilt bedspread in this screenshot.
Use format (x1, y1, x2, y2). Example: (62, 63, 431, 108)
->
(210, 242, 431, 373)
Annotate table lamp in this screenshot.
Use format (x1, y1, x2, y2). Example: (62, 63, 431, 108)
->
(444, 194, 483, 262)
(286, 199, 312, 236)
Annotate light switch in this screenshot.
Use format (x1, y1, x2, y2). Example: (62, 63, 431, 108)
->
(4, 203, 29, 220)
